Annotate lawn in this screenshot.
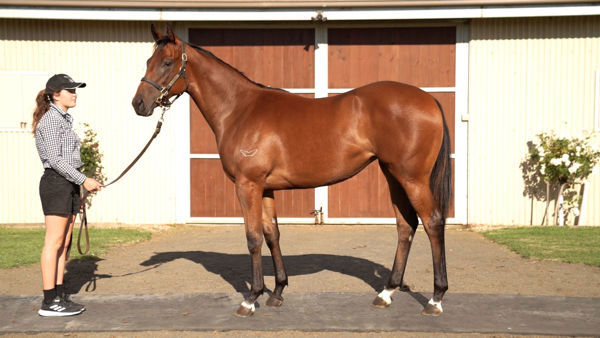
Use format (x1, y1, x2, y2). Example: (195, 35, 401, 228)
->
(482, 226, 600, 267)
(0, 227, 152, 269)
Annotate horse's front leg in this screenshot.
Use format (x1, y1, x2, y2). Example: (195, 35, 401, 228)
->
(262, 190, 288, 307)
(234, 178, 265, 317)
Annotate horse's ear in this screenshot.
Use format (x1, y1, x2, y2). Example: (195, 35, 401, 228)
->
(151, 23, 162, 42)
(166, 24, 176, 42)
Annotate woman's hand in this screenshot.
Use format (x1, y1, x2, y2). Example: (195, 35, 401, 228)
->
(83, 177, 103, 192)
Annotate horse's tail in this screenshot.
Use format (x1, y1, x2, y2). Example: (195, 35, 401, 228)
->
(429, 99, 452, 225)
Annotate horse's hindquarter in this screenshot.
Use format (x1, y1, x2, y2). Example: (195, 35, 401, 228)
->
(221, 82, 443, 189)
(357, 82, 444, 173)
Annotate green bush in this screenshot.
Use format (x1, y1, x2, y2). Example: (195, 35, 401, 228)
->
(79, 123, 106, 208)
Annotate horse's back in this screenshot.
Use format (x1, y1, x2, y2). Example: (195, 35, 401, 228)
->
(248, 80, 443, 157)
(350, 81, 440, 116)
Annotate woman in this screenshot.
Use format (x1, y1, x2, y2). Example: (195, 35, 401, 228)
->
(32, 74, 102, 317)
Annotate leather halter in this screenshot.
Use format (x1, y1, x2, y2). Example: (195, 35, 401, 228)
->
(141, 42, 188, 108)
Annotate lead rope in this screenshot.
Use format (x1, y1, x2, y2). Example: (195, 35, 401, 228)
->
(75, 107, 168, 255)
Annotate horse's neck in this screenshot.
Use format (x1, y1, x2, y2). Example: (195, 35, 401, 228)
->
(186, 48, 258, 143)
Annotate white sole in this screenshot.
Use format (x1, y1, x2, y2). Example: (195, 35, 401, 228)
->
(38, 308, 83, 317)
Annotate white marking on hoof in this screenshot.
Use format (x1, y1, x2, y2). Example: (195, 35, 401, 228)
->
(377, 288, 395, 305)
(428, 298, 443, 312)
(240, 148, 258, 157)
(241, 300, 255, 312)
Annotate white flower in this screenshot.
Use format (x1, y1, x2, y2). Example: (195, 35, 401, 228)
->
(568, 162, 581, 174)
(537, 146, 545, 156)
(561, 154, 571, 166)
(540, 165, 546, 174)
(550, 158, 562, 166)
(572, 208, 580, 217)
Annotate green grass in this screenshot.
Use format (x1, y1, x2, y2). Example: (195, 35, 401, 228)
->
(0, 227, 152, 269)
(482, 226, 600, 267)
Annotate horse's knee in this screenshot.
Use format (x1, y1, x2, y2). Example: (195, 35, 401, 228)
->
(246, 232, 263, 253)
(262, 226, 279, 243)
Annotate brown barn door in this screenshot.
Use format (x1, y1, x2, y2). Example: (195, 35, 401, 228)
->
(327, 27, 456, 219)
(188, 28, 315, 219)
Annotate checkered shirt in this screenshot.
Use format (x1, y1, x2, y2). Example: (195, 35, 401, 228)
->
(35, 103, 86, 185)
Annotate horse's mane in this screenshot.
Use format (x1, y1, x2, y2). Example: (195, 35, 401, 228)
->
(155, 37, 285, 92)
(189, 43, 286, 92)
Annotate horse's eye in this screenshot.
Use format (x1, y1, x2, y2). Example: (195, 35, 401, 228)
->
(163, 61, 173, 67)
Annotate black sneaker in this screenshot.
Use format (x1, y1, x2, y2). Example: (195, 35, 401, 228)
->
(38, 297, 83, 317)
(62, 294, 85, 312)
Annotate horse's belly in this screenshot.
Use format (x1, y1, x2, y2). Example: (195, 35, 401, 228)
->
(265, 152, 375, 189)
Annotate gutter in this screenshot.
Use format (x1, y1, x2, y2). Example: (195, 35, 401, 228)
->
(0, 2, 599, 20)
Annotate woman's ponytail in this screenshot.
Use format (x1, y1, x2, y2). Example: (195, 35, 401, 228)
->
(32, 90, 52, 135)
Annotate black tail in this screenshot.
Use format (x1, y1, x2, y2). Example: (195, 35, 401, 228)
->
(429, 100, 452, 225)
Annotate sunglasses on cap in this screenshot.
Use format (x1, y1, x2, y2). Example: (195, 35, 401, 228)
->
(65, 88, 77, 94)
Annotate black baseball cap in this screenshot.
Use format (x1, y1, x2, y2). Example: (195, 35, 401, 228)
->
(45, 74, 86, 92)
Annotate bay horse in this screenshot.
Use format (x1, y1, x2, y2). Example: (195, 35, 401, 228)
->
(132, 25, 452, 317)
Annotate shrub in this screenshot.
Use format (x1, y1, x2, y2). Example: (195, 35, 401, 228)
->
(79, 123, 106, 208)
(528, 132, 600, 225)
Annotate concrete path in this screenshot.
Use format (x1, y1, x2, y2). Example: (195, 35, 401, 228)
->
(2, 292, 599, 336)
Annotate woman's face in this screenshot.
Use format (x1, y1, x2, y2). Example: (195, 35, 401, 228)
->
(52, 89, 77, 111)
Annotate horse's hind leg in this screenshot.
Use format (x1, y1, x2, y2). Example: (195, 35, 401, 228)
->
(262, 190, 288, 307)
(400, 175, 448, 316)
(373, 164, 419, 308)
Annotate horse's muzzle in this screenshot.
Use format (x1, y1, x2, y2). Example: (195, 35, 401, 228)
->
(132, 95, 154, 117)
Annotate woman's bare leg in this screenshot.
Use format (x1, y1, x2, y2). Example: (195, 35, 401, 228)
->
(55, 214, 76, 286)
(40, 214, 71, 290)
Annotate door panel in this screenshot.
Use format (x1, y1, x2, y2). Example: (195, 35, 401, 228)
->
(328, 27, 456, 88)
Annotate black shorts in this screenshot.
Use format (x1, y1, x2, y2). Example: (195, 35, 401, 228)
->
(39, 169, 81, 215)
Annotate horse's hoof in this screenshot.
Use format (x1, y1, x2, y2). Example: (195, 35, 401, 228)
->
(372, 296, 390, 308)
(235, 305, 255, 317)
(234, 302, 255, 317)
(421, 303, 443, 316)
(266, 294, 284, 307)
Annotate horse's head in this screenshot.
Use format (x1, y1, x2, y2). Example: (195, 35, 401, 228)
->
(132, 24, 188, 117)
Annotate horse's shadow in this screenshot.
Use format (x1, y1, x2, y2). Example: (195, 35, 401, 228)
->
(140, 251, 388, 293)
(139, 251, 429, 306)
(63, 251, 428, 307)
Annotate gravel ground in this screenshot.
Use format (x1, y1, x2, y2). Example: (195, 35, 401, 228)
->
(2, 225, 598, 298)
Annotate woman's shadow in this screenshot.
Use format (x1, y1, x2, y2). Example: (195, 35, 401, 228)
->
(63, 257, 112, 295)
